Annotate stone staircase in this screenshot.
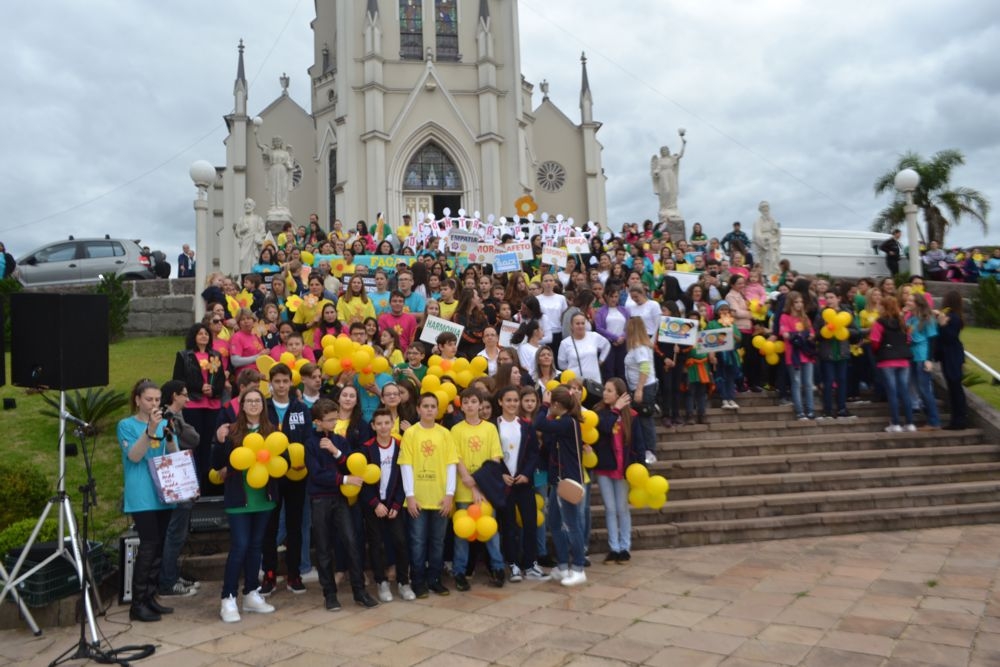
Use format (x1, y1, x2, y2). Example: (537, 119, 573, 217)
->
(588, 392, 1000, 552)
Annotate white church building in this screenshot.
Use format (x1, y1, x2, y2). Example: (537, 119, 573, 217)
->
(206, 0, 607, 275)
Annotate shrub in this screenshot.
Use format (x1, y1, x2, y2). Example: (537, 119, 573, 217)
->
(0, 463, 52, 530)
(95, 273, 131, 342)
(39, 387, 129, 437)
(0, 277, 21, 349)
(0, 518, 59, 559)
(972, 278, 1000, 328)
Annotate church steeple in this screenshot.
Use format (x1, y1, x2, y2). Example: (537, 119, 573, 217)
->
(366, 0, 379, 21)
(479, 0, 490, 25)
(234, 40, 247, 91)
(233, 40, 247, 116)
(580, 52, 593, 124)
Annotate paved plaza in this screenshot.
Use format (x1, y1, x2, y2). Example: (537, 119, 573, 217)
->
(3, 524, 1000, 666)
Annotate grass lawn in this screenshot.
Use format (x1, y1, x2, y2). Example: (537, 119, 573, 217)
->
(963, 327, 1000, 411)
(1, 337, 182, 544)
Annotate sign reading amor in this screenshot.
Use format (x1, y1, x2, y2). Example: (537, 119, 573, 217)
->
(467, 244, 496, 264)
(419, 315, 465, 345)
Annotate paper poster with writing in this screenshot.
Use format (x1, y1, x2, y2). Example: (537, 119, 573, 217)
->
(658, 317, 700, 346)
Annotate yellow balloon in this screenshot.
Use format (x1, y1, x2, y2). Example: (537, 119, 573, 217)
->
(243, 433, 265, 452)
(258, 379, 272, 398)
(347, 452, 368, 476)
(774, 341, 786, 354)
(645, 475, 669, 496)
(266, 455, 289, 478)
(229, 447, 254, 470)
(286, 467, 308, 481)
(428, 354, 443, 368)
(582, 409, 599, 430)
(323, 346, 337, 362)
(280, 352, 296, 367)
(820, 326, 834, 339)
(264, 432, 289, 456)
(469, 356, 488, 375)
(323, 358, 342, 377)
(752, 335, 766, 349)
(582, 428, 598, 445)
(453, 508, 468, 521)
(560, 369, 577, 383)
(340, 483, 361, 497)
(359, 372, 375, 386)
(822, 308, 837, 324)
(352, 349, 369, 371)
(301, 251, 315, 266)
(582, 450, 598, 468)
(515, 506, 523, 527)
(247, 464, 269, 489)
(363, 463, 381, 485)
(452, 358, 470, 374)
(765, 353, 780, 365)
(428, 365, 444, 377)
(421, 375, 442, 392)
(321, 334, 337, 350)
(208, 468, 224, 485)
(361, 345, 377, 361)
(536, 510, 545, 527)
(295, 357, 309, 370)
(626, 463, 649, 487)
(441, 382, 458, 402)
(545, 379, 561, 392)
(372, 356, 390, 374)
(433, 389, 450, 413)
(836, 311, 853, 328)
(256, 356, 276, 374)
(455, 370, 473, 387)
(628, 488, 648, 508)
(479, 500, 494, 517)
(287, 442, 306, 466)
(453, 515, 476, 540)
(761, 341, 776, 356)
(476, 515, 498, 541)
(581, 387, 587, 402)
(535, 493, 545, 510)
(291, 369, 302, 385)
(646, 493, 667, 509)
(334, 336, 354, 359)
(835, 327, 850, 341)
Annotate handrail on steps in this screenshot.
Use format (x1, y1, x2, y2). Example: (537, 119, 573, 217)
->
(966, 351, 1000, 384)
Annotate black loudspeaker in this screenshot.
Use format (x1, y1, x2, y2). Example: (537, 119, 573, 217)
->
(11, 293, 109, 390)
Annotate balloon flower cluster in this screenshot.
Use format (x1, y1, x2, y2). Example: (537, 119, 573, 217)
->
(228, 432, 291, 489)
(819, 309, 853, 341)
(625, 463, 669, 510)
(452, 502, 499, 542)
(751, 335, 787, 366)
(340, 452, 382, 504)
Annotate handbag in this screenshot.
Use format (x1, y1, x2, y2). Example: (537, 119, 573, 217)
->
(555, 420, 586, 505)
(570, 336, 604, 408)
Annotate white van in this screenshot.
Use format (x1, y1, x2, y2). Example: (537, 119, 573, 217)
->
(779, 228, 891, 278)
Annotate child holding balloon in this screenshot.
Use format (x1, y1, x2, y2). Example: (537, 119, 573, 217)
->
(593, 379, 640, 563)
(304, 398, 380, 611)
(211, 388, 278, 623)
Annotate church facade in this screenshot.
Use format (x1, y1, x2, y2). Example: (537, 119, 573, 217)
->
(206, 0, 607, 274)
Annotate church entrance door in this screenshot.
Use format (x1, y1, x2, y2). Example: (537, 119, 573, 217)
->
(433, 194, 461, 219)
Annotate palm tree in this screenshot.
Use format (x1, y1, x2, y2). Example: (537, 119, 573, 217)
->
(871, 149, 990, 246)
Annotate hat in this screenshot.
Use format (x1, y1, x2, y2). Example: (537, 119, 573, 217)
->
(715, 300, 731, 311)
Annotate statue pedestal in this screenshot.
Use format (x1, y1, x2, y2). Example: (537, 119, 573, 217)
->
(659, 211, 686, 243)
(266, 208, 293, 236)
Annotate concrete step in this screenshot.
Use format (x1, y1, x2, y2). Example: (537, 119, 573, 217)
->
(691, 400, 944, 424)
(588, 501, 1000, 551)
(652, 428, 981, 460)
(654, 442, 1000, 479)
(658, 416, 947, 442)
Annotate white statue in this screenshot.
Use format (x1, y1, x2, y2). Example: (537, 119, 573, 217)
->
(234, 198, 266, 272)
(254, 131, 295, 219)
(753, 200, 782, 278)
(651, 128, 687, 239)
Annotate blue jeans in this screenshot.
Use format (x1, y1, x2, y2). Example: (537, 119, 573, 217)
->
(912, 362, 940, 427)
(578, 482, 591, 555)
(789, 363, 815, 416)
(277, 500, 313, 574)
(408, 509, 448, 588)
(452, 502, 504, 573)
(880, 365, 914, 426)
(548, 486, 587, 570)
(158, 501, 192, 591)
(596, 476, 631, 552)
(715, 363, 737, 401)
(820, 359, 848, 415)
(686, 383, 707, 417)
(223, 511, 271, 599)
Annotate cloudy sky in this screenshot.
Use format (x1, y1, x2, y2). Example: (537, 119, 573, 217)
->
(2, 0, 998, 266)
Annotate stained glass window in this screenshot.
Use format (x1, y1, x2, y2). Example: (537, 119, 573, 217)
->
(403, 143, 462, 191)
(399, 0, 423, 60)
(435, 0, 458, 61)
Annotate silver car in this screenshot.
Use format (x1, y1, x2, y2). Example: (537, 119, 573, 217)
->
(16, 236, 171, 286)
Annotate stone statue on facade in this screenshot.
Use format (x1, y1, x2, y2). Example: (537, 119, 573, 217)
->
(651, 128, 687, 240)
(753, 200, 782, 278)
(234, 198, 266, 273)
(254, 130, 295, 221)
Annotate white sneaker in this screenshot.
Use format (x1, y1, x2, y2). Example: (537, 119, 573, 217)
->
(561, 570, 587, 587)
(885, 424, 903, 433)
(904, 424, 917, 432)
(220, 595, 240, 623)
(644, 451, 657, 465)
(549, 566, 568, 582)
(729, 400, 740, 410)
(377, 581, 393, 602)
(398, 583, 416, 601)
(524, 563, 552, 581)
(508, 563, 523, 583)
(243, 589, 275, 614)
(300, 567, 319, 583)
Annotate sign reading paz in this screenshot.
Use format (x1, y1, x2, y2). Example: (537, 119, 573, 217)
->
(419, 315, 466, 345)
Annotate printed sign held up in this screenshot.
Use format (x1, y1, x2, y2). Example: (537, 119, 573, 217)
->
(541, 246, 568, 268)
(419, 315, 466, 346)
(493, 252, 520, 274)
(697, 329, 735, 353)
(658, 317, 700, 346)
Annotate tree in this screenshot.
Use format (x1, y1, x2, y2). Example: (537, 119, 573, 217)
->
(871, 149, 990, 247)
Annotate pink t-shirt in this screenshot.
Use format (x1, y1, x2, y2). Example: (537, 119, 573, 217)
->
(779, 313, 816, 365)
(185, 351, 222, 410)
(230, 330, 265, 375)
(379, 312, 418, 352)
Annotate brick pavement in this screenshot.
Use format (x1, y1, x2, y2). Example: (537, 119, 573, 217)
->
(3, 524, 1000, 666)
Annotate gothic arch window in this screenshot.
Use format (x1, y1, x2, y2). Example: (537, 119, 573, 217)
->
(399, 0, 423, 60)
(403, 142, 462, 191)
(435, 1, 459, 61)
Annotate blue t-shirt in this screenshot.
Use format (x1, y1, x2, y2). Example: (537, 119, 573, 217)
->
(117, 417, 174, 514)
(403, 291, 426, 317)
(370, 290, 392, 316)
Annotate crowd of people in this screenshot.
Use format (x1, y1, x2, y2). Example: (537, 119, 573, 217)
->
(118, 216, 972, 624)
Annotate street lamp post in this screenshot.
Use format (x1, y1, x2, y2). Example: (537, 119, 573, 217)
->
(189, 160, 216, 322)
(894, 168, 921, 277)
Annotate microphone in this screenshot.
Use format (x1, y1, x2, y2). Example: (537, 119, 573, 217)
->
(61, 412, 92, 430)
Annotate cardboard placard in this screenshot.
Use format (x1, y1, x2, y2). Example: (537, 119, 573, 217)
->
(467, 244, 496, 264)
(565, 237, 589, 255)
(147, 450, 201, 504)
(493, 252, 521, 274)
(448, 231, 481, 254)
(697, 329, 735, 353)
(541, 246, 568, 268)
(658, 317, 700, 346)
(419, 315, 466, 345)
(502, 241, 533, 261)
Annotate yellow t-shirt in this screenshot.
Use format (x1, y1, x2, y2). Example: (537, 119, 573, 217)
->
(399, 423, 459, 510)
(450, 420, 502, 503)
(337, 296, 376, 327)
(292, 298, 334, 347)
(438, 299, 459, 321)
